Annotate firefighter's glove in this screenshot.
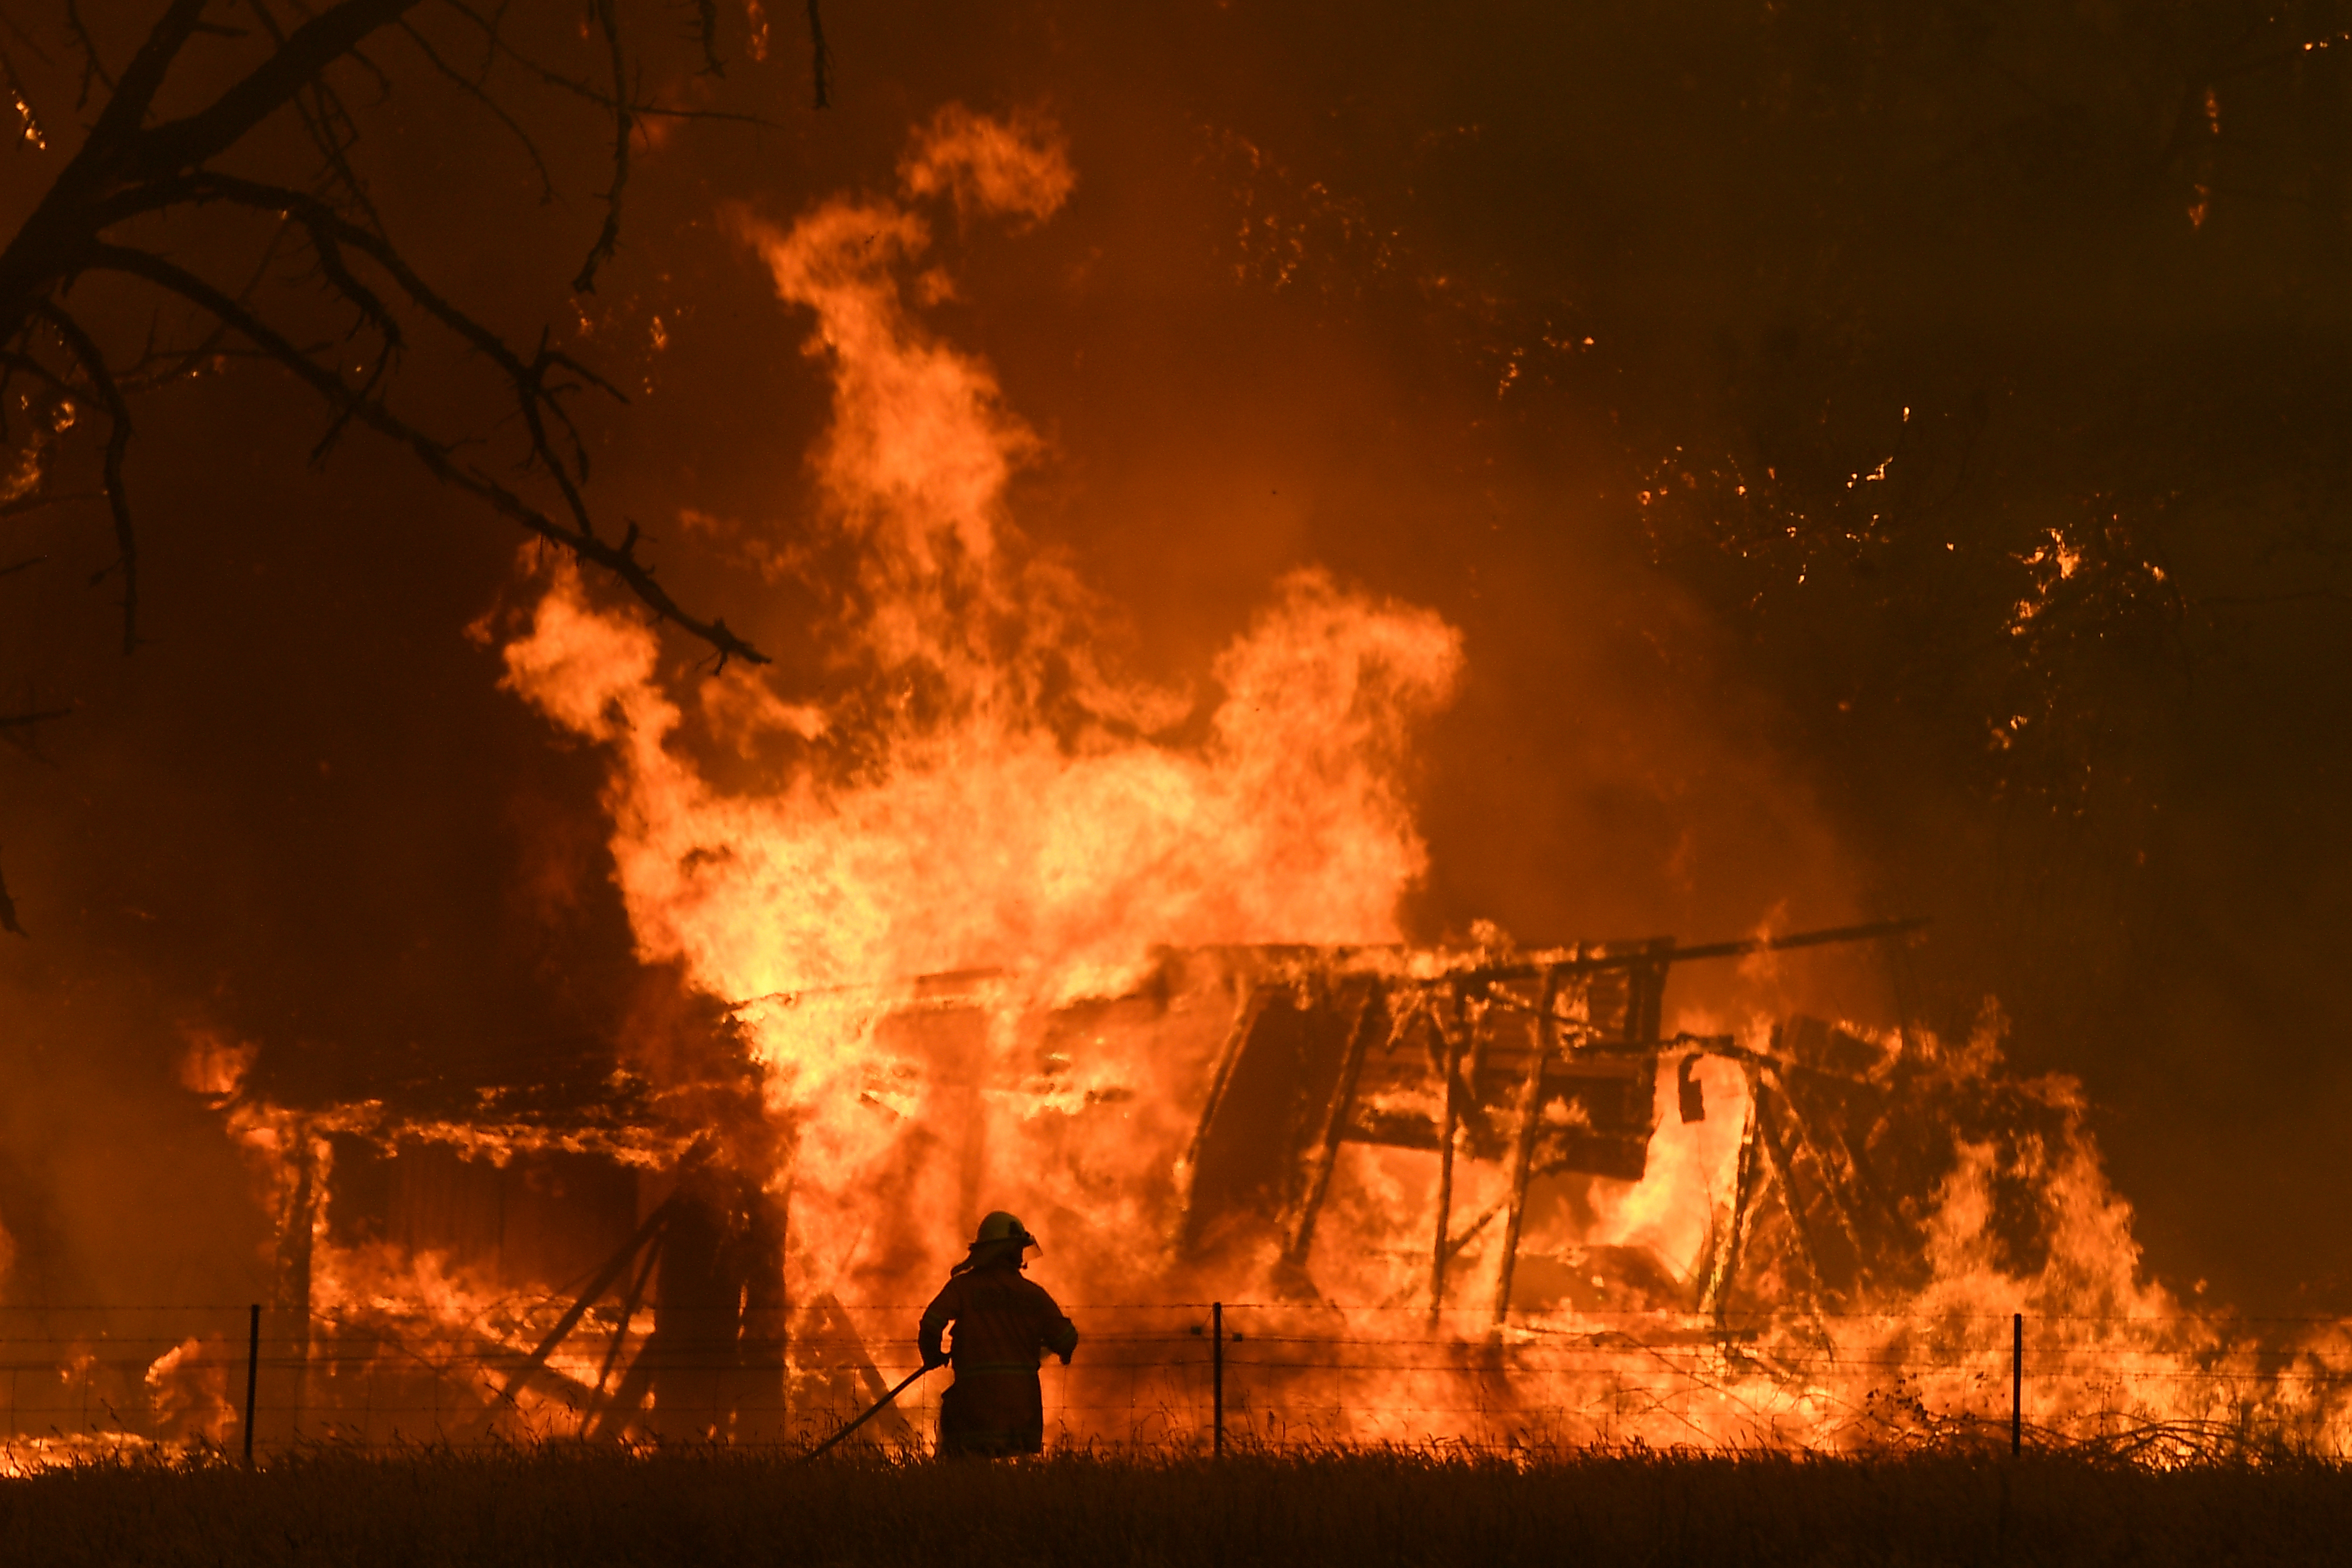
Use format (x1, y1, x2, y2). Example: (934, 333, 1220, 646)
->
(921, 1346, 950, 1370)
(1057, 1350, 1073, 1366)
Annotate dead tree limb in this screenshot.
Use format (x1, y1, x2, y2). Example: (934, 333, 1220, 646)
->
(89, 242, 761, 667)
(572, 0, 629, 293)
(0, 0, 774, 665)
(0, 0, 839, 926)
(35, 303, 139, 650)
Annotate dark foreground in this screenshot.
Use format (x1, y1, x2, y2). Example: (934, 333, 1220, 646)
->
(3, 1446, 2348, 1567)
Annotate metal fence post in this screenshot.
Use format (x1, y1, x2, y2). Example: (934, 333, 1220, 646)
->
(244, 1303, 260, 1466)
(2010, 1311, 2022, 1457)
(1212, 1301, 1224, 1457)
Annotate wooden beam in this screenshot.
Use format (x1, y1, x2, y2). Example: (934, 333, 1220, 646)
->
(1767, 1064, 1868, 1267)
(495, 1194, 678, 1409)
(1697, 1087, 1763, 1323)
(1748, 1076, 1834, 1347)
(1175, 984, 1273, 1242)
(1279, 980, 1385, 1275)
(1427, 990, 1465, 1324)
(1491, 968, 1562, 1327)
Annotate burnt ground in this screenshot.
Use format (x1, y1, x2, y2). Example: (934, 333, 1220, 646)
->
(1, 1447, 2346, 1567)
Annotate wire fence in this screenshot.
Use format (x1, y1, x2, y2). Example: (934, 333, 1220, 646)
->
(5, 1303, 2352, 1464)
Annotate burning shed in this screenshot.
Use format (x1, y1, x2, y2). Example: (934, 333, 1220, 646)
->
(207, 1006, 802, 1445)
(190, 913, 2013, 1448)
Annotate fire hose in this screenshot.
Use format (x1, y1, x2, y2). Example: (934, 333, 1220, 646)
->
(796, 1363, 936, 1463)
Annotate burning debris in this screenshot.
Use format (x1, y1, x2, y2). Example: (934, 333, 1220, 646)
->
(9, 104, 2347, 1466)
(87, 915, 2330, 1456)
(154, 109, 2344, 1456)
(1176, 919, 1938, 1326)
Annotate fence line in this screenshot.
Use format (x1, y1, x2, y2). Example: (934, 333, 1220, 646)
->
(1, 1302, 2347, 1463)
(10, 1303, 2352, 1323)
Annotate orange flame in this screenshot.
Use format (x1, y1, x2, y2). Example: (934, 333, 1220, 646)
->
(154, 107, 2352, 1458)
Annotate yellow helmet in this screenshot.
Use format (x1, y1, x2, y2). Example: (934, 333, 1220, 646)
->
(971, 1210, 1040, 1253)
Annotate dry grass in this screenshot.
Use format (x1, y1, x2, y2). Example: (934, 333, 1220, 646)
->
(2, 1443, 2348, 1566)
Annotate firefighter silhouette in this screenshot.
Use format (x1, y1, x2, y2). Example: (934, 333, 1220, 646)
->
(918, 1211, 1079, 1456)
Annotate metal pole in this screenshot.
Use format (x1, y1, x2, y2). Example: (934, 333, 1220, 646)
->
(243, 1303, 260, 1466)
(2010, 1311, 2022, 1456)
(1212, 1301, 1224, 1457)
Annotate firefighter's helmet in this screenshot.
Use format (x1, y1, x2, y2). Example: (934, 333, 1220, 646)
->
(970, 1210, 1040, 1254)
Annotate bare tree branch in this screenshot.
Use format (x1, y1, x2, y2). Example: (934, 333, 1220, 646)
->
(88, 243, 764, 668)
(573, 0, 629, 293)
(61, 0, 115, 107)
(0, 0, 770, 668)
(686, 0, 722, 76)
(239, 0, 396, 235)
(78, 0, 213, 161)
(395, 17, 555, 200)
(807, 0, 828, 110)
(436, 1, 782, 128)
(154, 171, 617, 492)
(121, 0, 423, 184)
(35, 303, 139, 653)
(0, 346, 73, 395)
(0, 0, 793, 931)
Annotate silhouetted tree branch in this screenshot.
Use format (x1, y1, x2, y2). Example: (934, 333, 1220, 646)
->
(0, 0, 790, 665)
(0, 0, 834, 930)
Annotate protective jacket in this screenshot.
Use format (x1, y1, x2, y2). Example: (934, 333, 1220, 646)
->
(918, 1261, 1079, 1456)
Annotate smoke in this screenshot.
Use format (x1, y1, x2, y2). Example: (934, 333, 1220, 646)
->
(898, 104, 1078, 227)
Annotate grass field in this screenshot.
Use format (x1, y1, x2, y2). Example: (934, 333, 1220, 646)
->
(4, 1445, 2348, 1566)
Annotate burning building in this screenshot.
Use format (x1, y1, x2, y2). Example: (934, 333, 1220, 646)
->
(12, 96, 2351, 1464)
(195, 919, 1958, 1445)
(161, 907, 2344, 1453)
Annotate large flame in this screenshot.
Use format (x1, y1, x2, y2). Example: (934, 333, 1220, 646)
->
(119, 107, 2350, 1461)
(500, 106, 1462, 1304)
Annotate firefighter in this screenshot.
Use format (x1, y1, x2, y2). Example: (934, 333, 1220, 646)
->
(917, 1210, 1079, 1457)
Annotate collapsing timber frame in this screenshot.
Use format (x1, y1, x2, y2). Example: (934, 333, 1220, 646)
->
(486, 1188, 909, 1444)
(1692, 1020, 1906, 1342)
(1180, 918, 1927, 1329)
(493, 1194, 678, 1435)
(476, 1165, 791, 1441)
